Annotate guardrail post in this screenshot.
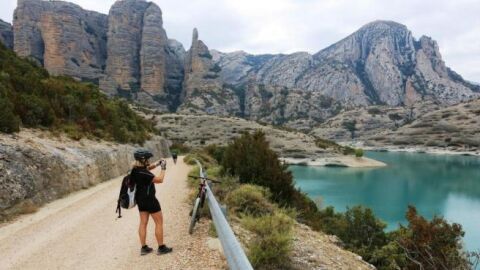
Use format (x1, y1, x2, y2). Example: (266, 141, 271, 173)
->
(194, 159, 253, 270)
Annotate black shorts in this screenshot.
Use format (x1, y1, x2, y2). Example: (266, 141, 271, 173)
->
(137, 197, 161, 213)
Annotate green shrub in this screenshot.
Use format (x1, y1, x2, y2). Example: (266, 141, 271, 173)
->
(204, 144, 226, 163)
(225, 184, 274, 217)
(368, 107, 382, 115)
(342, 119, 358, 139)
(0, 97, 20, 133)
(315, 138, 338, 149)
(222, 130, 296, 204)
(242, 211, 294, 269)
(355, 148, 364, 157)
(337, 206, 388, 262)
(342, 146, 356, 155)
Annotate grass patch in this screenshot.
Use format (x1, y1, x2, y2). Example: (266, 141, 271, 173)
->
(242, 211, 294, 269)
(225, 184, 275, 217)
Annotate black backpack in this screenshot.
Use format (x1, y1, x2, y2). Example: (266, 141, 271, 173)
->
(116, 172, 137, 218)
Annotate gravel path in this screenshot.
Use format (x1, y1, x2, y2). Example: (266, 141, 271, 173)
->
(0, 157, 226, 270)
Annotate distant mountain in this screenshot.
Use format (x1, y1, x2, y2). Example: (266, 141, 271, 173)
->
(214, 21, 479, 107)
(212, 21, 479, 126)
(5, 0, 479, 128)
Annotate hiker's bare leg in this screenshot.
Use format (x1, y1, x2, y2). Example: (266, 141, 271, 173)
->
(151, 211, 164, 246)
(139, 211, 149, 246)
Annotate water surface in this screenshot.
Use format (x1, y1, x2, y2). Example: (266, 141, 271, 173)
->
(291, 151, 480, 252)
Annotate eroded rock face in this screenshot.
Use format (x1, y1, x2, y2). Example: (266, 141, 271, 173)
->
(0, 20, 13, 49)
(101, 0, 150, 95)
(101, 0, 172, 110)
(14, 0, 107, 82)
(179, 29, 241, 116)
(214, 20, 479, 117)
(245, 81, 342, 130)
(140, 3, 168, 96)
(165, 39, 186, 110)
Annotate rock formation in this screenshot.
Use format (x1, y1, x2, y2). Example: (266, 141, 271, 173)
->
(13, 0, 107, 82)
(215, 21, 479, 114)
(100, 0, 182, 110)
(0, 20, 13, 49)
(178, 28, 241, 116)
(165, 39, 186, 110)
(11, 0, 479, 125)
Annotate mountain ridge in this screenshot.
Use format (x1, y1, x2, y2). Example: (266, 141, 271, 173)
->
(3, 1, 478, 128)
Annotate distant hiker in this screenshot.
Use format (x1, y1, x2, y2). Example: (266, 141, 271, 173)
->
(172, 151, 178, 164)
(131, 149, 173, 256)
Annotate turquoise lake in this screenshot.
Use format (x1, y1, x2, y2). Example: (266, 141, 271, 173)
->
(291, 151, 480, 252)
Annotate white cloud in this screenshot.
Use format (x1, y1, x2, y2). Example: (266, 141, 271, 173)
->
(1, 0, 479, 81)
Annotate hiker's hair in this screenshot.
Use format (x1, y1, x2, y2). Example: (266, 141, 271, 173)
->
(132, 159, 149, 168)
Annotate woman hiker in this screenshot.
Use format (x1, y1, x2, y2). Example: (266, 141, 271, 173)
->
(131, 149, 173, 256)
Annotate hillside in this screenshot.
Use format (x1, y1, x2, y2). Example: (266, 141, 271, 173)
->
(0, 43, 153, 143)
(153, 113, 330, 159)
(368, 98, 480, 150)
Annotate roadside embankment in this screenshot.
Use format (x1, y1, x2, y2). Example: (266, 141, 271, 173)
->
(0, 129, 170, 221)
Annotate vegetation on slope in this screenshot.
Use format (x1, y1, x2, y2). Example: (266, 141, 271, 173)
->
(189, 131, 477, 269)
(0, 44, 154, 143)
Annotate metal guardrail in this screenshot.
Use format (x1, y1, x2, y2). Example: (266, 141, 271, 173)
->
(194, 160, 253, 270)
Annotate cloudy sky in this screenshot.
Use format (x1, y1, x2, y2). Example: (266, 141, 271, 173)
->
(1, 0, 479, 82)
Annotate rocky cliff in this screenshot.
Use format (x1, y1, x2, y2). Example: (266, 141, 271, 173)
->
(14, 0, 107, 82)
(13, 0, 183, 110)
(178, 29, 241, 116)
(0, 20, 13, 49)
(100, 0, 169, 109)
(0, 130, 170, 220)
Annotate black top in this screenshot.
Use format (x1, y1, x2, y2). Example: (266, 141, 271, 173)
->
(131, 167, 155, 200)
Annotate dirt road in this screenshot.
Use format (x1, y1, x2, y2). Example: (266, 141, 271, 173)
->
(0, 157, 226, 270)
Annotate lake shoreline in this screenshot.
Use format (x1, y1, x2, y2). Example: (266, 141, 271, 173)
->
(336, 141, 480, 157)
(363, 146, 480, 157)
(281, 156, 387, 168)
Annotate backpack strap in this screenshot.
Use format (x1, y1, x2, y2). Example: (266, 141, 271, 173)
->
(116, 199, 122, 218)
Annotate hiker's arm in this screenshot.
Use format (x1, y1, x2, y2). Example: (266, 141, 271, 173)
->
(147, 159, 164, 170)
(147, 163, 158, 170)
(152, 170, 165, 184)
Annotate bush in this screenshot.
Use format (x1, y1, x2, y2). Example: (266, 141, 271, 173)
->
(342, 146, 356, 155)
(242, 211, 294, 269)
(204, 144, 226, 163)
(337, 206, 388, 262)
(222, 130, 296, 204)
(355, 148, 364, 157)
(315, 138, 338, 149)
(169, 142, 191, 154)
(184, 151, 216, 167)
(225, 184, 274, 217)
(396, 206, 470, 269)
(0, 97, 20, 133)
